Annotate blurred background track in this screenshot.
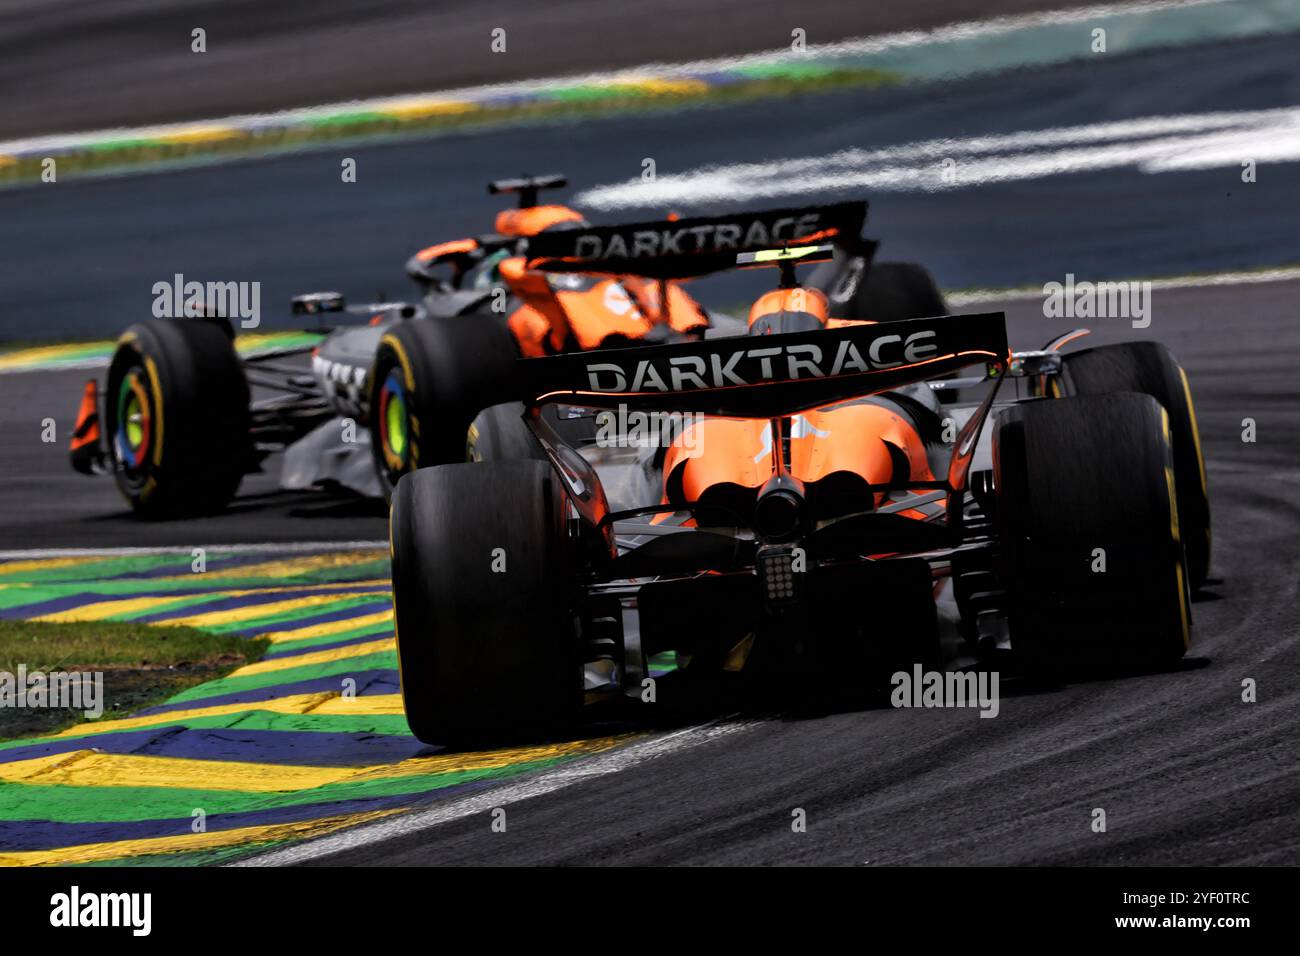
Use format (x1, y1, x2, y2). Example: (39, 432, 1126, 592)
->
(0, 0, 1100, 138)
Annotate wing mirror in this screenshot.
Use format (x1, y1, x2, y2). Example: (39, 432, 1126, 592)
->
(291, 292, 345, 315)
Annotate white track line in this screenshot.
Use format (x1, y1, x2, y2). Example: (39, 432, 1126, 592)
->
(234, 717, 759, 866)
(576, 105, 1300, 208)
(947, 266, 1300, 305)
(0, 541, 388, 560)
(0, 0, 1228, 156)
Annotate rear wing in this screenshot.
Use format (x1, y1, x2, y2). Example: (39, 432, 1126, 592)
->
(525, 201, 867, 280)
(489, 174, 566, 208)
(515, 311, 1008, 418)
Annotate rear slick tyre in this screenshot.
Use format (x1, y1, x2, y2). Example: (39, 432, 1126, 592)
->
(994, 393, 1191, 677)
(390, 460, 582, 745)
(1059, 341, 1211, 589)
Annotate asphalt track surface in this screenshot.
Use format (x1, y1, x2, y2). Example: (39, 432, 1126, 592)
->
(1, 14, 1298, 865)
(0, 366, 388, 548)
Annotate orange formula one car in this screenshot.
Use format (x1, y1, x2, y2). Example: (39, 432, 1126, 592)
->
(67, 175, 719, 511)
(362, 174, 726, 497)
(388, 201, 1211, 744)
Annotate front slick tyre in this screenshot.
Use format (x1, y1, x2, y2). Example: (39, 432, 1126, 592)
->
(105, 319, 249, 518)
(369, 316, 518, 499)
(994, 393, 1191, 678)
(390, 460, 582, 746)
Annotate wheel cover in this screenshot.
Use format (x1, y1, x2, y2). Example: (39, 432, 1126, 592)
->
(114, 369, 152, 470)
(378, 371, 411, 473)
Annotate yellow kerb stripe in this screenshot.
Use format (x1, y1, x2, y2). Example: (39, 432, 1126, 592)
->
(624, 78, 710, 95)
(0, 344, 99, 370)
(153, 550, 386, 583)
(382, 100, 476, 120)
(155, 592, 385, 628)
(0, 556, 103, 577)
(0, 735, 631, 792)
(0, 808, 402, 867)
(154, 126, 243, 145)
(47, 692, 405, 739)
(227, 637, 395, 677)
(31, 584, 388, 624)
(35, 595, 181, 622)
(260, 608, 392, 644)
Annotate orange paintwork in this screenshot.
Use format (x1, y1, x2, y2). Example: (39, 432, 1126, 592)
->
(747, 286, 873, 332)
(662, 403, 935, 509)
(664, 418, 769, 501)
(70, 379, 100, 451)
(413, 238, 478, 263)
(494, 204, 584, 237)
(508, 306, 554, 358)
(747, 287, 830, 328)
(501, 257, 569, 357)
(503, 257, 708, 356)
(791, 404, 932, 488)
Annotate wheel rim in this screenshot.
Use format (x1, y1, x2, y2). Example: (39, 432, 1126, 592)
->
(115, 368, 152, 470)
(378, 371, 411, 474)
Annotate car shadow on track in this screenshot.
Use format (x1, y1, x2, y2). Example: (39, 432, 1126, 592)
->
(66, 487, 389, 546)
(997, 655, 1213, 700)
(412, 653, 1218, 755)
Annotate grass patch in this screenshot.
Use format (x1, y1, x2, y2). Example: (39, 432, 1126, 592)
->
(0, 620, 267, 741)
